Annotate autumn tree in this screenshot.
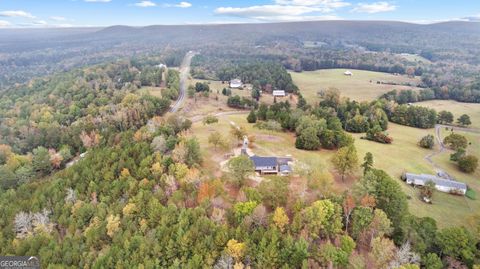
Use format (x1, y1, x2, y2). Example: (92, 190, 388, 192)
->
(443, 133, 468, 150)
(343, 194, 356, 234)
(458, 155, 478, 173)
(227, 155, 254, 186)
(272, 207, 289, 232)
(332, 145, 359, 181)
(208, 131, 228, 151)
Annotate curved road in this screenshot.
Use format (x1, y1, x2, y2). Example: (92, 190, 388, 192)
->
(169, 51, 196, 113)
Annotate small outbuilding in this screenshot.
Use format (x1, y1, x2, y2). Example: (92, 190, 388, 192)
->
(272, 90, 286, 97)
(230, 79, 242, 88)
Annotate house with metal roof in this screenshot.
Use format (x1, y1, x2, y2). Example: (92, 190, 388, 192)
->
(403, 172, 467, 195)
(249, 155, 292, 175)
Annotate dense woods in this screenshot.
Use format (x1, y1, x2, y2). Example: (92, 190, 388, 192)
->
(0, 60, 171, 190)
(1, 20, 480, 267)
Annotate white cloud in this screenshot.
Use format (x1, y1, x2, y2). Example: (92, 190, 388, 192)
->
(164, 1, 192, 8)
(0, 20, 11, 27)
(0, 10, 35, 19)
(176, 2, 192, 8)
(275, 0, 350, 9)
(461, 14, 480, 22)
(84, 0, 112, 2)
(215, 5, 325, 17)
(352, 2, 396, 14)
(215, 0, 347, 22)
(50, 16, 67, 21)
(135, 1, 156, 7)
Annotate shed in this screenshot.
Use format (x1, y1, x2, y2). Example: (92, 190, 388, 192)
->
(273, 90, 286, 97)
(230, 79, 242, 88)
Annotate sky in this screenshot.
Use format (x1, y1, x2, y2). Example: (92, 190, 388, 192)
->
(0, 0, 479, 28)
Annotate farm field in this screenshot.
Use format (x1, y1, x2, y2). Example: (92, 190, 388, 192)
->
(190, 111, 480, 228)
(416, 100, 480, 128)
(290, 68, 422, 102)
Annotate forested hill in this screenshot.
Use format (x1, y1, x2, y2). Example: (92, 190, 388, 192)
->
(1, 20, 480, 88)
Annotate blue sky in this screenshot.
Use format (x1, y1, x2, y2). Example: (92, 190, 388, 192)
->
(0, 0, 479, 28)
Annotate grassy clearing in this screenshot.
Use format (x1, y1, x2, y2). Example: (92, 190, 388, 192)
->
(140, 86, 163, 98)
(191, 111, 480, 228)
(290, 69, 422, 102)
(399, 53, 432, 64)
(182, 79, 295, 118)
(354, 123, 480, 228)
(416, 100, 480, 128)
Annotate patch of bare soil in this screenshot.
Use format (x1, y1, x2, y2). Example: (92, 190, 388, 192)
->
(332, 172, 358, 192)
(255, 134, 284, 142)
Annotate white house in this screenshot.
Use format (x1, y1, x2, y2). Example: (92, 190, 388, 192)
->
(344, 70, 353, 76)
(230, 79, 242, 88)
(403, 173, 467, 195)
(273, 90, 286, 97)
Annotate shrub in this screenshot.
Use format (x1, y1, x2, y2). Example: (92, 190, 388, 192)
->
(458, 155, 478, 173)
(418, 134, 435, 149)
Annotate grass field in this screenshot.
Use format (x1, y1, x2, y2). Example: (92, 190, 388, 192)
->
(182, 79, 294, 118)
(399, 53, 432, 64)
(416, 100, 480, 128)
(191, 114, 480, 228)
(290, 69, 422, 102)
(353, 123, 480, 228)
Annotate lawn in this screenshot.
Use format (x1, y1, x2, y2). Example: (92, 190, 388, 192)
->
(290, 69, 422, 102)
(352, 123, 480, 228)
(416, 100, 480, 128)
(190, 112, 480, 228)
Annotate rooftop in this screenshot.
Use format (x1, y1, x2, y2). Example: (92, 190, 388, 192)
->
(404, 173, 467, 190)
(250, 155, 277, 167)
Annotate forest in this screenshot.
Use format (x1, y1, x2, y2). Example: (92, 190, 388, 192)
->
(1, 20, 480, 268)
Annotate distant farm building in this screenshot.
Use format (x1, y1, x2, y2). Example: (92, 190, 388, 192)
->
(249, 155, 293, 176)
(344, 70, 353, 76)
(230, 79, 242, 88)
(402, 172, 467, 195)
(273, 90, 286, 97)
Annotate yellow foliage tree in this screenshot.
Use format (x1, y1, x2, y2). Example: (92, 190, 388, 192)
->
(122, 203, 137, 216)
(106, 215, 121, 238)
(226, 239, 246, 262)
(272, 207, 289, 232)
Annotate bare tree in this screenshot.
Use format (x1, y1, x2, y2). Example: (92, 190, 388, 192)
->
(14, 211, 32, 238)
(65, 188, 77, 204)
(388, 241, 421, 269)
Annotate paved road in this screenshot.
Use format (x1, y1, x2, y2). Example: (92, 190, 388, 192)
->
(169, 51, 195, 113)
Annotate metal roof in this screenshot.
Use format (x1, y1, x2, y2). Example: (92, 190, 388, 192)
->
(273, 90, 286, 96)
(250, 155, 277, 167)
(279, 164, 292, 172)
(405, 173, 467, 190)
